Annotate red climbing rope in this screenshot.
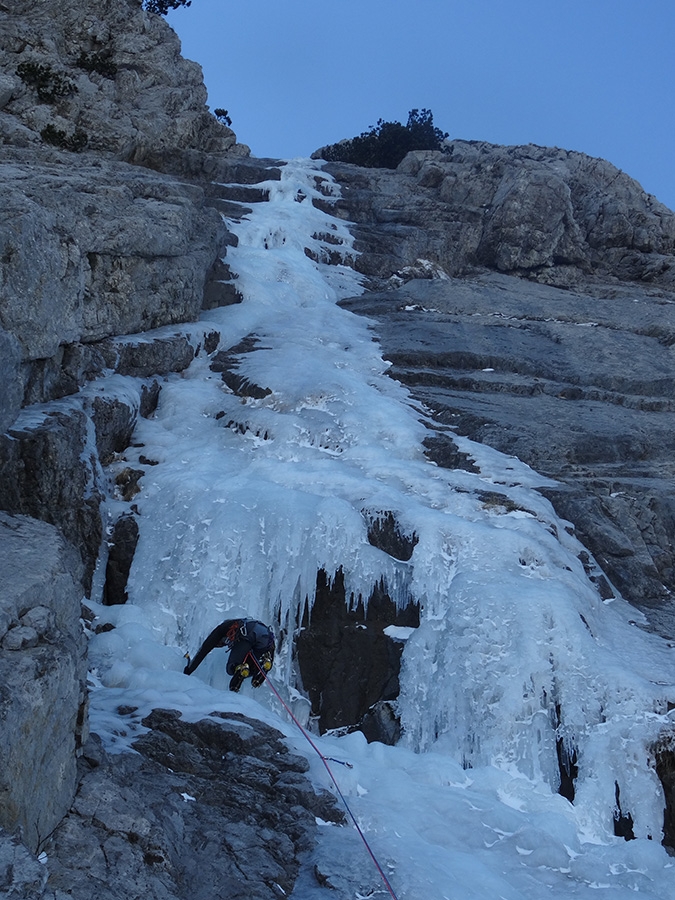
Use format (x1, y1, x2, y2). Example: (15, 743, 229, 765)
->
(246, 653, 400, 900)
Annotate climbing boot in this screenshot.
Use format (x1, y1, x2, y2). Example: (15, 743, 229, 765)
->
(229, 663, 249, 692)
(229, 671, 243, 692)
(252, 652, 272, 688)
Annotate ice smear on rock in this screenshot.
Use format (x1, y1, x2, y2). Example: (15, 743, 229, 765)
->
(86, 159, 675, 899)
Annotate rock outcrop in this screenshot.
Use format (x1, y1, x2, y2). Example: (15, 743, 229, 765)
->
(3, 709, 343, 899)
(0, 0, 268, 421)
(0, 512, 87, 854)
(340, 273, 675, 637)
(321, 143, 675, 290)
(320, 146, 675, 641)
(0, 0, 243, 170)
(1, 149, 228, 368)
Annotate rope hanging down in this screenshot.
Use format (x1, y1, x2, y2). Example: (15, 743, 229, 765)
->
(246, 653, 400, 900)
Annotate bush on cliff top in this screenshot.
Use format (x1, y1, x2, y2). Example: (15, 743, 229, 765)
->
(320, 108, 449, 169)
(143, 0, 192, 14)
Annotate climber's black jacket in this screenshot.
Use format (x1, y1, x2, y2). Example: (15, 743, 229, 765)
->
(184, 618, 275, 676)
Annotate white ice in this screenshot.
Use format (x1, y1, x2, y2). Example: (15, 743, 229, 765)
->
(85, 158, 675, 899)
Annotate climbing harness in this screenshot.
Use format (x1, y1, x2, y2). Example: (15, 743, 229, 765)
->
(226, 620, 241, 645)
(246, 653, 400, 900)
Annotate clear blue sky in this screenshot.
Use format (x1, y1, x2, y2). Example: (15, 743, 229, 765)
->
(168, 0, 675, 211)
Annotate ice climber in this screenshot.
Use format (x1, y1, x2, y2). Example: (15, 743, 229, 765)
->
(183, 618, 275, 691)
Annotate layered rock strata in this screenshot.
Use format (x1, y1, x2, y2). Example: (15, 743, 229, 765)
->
(324, 148, 675, 640)
(340, 272, 675, 638)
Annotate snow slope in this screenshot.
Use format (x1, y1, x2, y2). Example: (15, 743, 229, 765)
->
(86, 159, 675, 898)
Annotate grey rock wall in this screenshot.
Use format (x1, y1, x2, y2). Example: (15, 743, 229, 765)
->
(340, 272, 675, 638)
(0, 0, 244, 168)
(0, 328, 22, 433)
(0, 512, 87, 854)
(0, 0, 275, 615)
(324, 143, 675, 639)
(0, 0, 264, 429)
(322, 142, 675, 289)
(0, 149, 228, 369)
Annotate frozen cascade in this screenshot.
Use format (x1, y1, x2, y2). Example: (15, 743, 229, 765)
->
(86, 158, 675, 898)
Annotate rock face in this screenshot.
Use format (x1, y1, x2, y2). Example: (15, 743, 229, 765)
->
(42, 710, 343, 900)
(340, 272, 675, 638)
(0, 0, 268, 422)
(297, 567, 420, 740)
(0, 405, 105, 592)
(0, 327, 22, 432)
(0, 2, 295, 892)
(0, 0, 283, 600)
(0, 0, 242, 169)
(322, 143, 675, 290)
(0, 829, 48, 899)
(0, 512, 87, 854)
(323, 147, 675, 640)
(320, 145, 675, 840)
(0, 149, 228, 367)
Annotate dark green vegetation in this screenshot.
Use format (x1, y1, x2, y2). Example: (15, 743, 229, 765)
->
(143, 0, 192, 13)
(214, 108, 232, 127)
(320, 108, 449, 169)
(40, 125, 88, 152)
(77, 49, 117, 79)
(16, 61, 77, 103)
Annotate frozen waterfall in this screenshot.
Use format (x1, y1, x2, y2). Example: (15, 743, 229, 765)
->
(86, 158, 675, 899)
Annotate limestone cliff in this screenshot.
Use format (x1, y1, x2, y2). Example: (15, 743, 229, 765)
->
(320, 147, 675, 639)
(2, 0, 675, 890)
(0, 0, 278, 593)
(0, 512, 86, 853)
(0, 1, 306, 891)
(322, 143, 675, 289)
(0, 0, 242, 169)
